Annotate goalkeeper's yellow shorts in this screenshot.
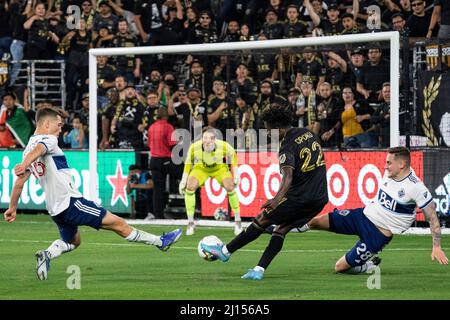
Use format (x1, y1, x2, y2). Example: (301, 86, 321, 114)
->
(189, 165, 232, 187)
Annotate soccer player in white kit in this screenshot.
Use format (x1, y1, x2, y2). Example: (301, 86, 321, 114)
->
(300, 146, 448, 274)
(3, 106, 182, 280)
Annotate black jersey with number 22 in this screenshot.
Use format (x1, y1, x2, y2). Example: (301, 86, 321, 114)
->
(279, 127, 328, 203)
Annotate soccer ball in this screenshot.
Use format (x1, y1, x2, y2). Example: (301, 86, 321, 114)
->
(213, 207, 229, 221)
(197, 235, 223, 261)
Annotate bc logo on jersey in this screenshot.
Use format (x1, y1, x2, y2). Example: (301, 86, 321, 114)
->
(338, 209, 350, 216)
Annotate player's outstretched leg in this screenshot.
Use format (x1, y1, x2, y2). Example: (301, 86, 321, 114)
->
(101, 212, 182, 251)
(36, 232, 80, 280)
(297, 213, 330, 232)
(202, 214, 270, 262)
(335, 254, 382, 274)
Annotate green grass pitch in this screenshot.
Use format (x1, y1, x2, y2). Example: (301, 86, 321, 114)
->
(1, 214, 449, 300)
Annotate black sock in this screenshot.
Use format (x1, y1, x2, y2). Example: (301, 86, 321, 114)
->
(257, 233, 285, 270)
(226, 221, 265, 254)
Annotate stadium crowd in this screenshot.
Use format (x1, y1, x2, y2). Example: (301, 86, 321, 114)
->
(0, 0, 448, 151)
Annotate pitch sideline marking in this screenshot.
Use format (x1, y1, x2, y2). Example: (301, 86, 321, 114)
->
(0, 238, 447, 254)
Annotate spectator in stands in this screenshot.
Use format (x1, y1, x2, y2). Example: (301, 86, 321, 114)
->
(295, 46, 326, 91)
(252, 79, 286, 130)
(207, 77, 236, 138)
(147, 107, 177, 219)
(292, 77, 320, 135)
(0, 90, 34, 148)
(93, 0, 119, 37)
(164, 1, 184, 45)
(141, 89, 164, 146)
(187, 10, 218, 44)
(62, 18, 92, 110)
(159, 71, 178, 106)
(63, 115, 88, 149)
(111, 84, 146, 149)
(340, 86, 376, 148)
(170, 85, 207, 138)
(286, 86, 300, 117)
(222, 20, 240, 42)
(100, 87, 119, 149)
(229, 62, 258, 107)
(0, 0, 12, 59)
(427, 0, 450, 40)
(80, 0, 96, 31)
(316, 82, 343, 148)
(23, 2, 60, 59)
(371, 82, 391, 148)
(382, 0, 412, 23)
(252, 33, 277, 82)
(239, 23, 254, 41)
(324, 51, 347, 96)
(182, 5, 199, 43)
(112, 18, 141, 83)
(126, 164, 154, 220)
(344, 47, 365, 93)
(96, 55, 116, 109)
(234, 96, 255, 148)
(269, 0, 287, 21)
(356, 45, 390, 103)
(391, 13, 407, 32)
(107, 0, 139, 36)
(9, 0, 28, 86)
(406, 0, 434, 37)
(143, 68, 162, 93)
(92, 23, 114, 48)
(114, 74, 128, 99)
(341, 12, 364, 34)
(304, 0, 344, 36)
(282, 4, 309, 38)
(184, 59, 211, 100)
(260, 7, 283, 39)
(75, 92, 90, 132)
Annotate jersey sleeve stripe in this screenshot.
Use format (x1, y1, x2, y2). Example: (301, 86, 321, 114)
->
(38, 141, 48, 151)
(419, 197, 434, 210)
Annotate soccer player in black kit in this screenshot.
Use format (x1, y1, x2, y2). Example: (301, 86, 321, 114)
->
(201, 107, 328, 280)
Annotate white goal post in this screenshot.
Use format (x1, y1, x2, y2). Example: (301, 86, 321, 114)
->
(88, 32, 400, 201)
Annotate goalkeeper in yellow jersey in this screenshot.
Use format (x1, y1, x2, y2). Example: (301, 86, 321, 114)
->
(179, 127, 242, 236)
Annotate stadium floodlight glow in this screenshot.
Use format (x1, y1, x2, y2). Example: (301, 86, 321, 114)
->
(88, 32, 400, 201)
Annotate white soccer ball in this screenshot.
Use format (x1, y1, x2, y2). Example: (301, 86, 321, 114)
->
(198, 235, 223, 261)
(213, 207, 229, 221)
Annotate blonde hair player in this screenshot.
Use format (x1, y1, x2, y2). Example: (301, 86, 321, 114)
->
(3, 106, 182, 280)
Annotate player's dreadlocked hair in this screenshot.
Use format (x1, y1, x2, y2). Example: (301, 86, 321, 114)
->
(261, 106, 293, 129)
(36, 105, 69, 123)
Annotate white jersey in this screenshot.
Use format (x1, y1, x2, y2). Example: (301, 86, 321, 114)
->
(364, 169, 433, 234)
(24, 134, 81, 216)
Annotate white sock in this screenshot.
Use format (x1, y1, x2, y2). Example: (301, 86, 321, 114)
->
(46, 239, 76, 260)
(341, 262, 371, 274)
(187, 216, 194, 224)
(234, 213, 241, 222)
(125, 228, 162, 246)
(222, 245, 230, 256)
(298, 224, 310, 232)
(254, 266, 265, 273)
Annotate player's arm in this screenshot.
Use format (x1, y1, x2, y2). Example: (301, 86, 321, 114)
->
(15, 143, 47, 176)
(4, 171, 31, 223)
(262, 166, 293, 212)
(422, 202, 449, 265)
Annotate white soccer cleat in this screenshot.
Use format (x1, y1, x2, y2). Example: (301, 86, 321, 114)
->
(186, 223, 195, 236)
(234, 222, 243, 235)
(35, 250, 51, 281)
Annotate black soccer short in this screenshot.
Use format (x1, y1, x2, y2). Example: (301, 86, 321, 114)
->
(263, 197, 327, 227)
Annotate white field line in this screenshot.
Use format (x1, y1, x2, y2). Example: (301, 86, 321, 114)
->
(0, 238, 447, 254)
(4, 219, 450, 235)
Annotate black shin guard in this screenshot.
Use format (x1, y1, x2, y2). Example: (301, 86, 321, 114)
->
(257, 233, 285, 270)
(226, 221, 265, 254)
